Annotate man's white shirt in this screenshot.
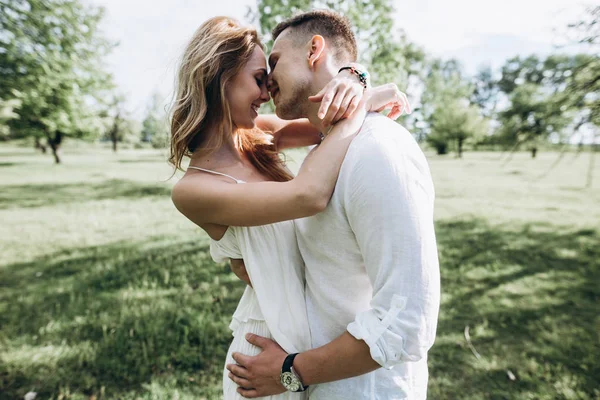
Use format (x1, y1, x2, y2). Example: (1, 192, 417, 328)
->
(295, 113, 441, 399)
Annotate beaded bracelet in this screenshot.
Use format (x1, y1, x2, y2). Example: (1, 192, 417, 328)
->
(319, 125, 334, 142)
(338, 66, 369, 89)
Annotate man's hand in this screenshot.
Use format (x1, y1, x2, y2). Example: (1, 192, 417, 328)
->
(226, 333, 288, 398)
(230, 258, 252, 288)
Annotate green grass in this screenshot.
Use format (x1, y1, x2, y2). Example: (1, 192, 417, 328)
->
(1, 144, 599, 399)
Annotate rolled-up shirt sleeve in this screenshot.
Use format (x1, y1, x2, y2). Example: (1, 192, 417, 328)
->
(344, 132, 440, 369)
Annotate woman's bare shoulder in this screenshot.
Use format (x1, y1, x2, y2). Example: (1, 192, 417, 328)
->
(172, 174, 230, 240)
(171, 173, 217, 218)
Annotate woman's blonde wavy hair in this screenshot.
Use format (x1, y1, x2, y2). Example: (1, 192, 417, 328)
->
(169, 16, 293, 182)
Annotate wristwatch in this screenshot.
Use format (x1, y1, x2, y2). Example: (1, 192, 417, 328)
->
(280, 353, 308, 392)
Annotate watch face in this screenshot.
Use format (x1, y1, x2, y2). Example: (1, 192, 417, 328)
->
(281, 372, 301, 391)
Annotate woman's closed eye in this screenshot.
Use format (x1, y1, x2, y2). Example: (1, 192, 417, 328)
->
(256, 77, 269, 93)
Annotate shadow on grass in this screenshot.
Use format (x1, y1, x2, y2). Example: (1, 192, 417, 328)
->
(429, 219, 600, 399)
(0, 220, 598, 399)
(0, 179, 172, 209)
(0, 237, 243, 399)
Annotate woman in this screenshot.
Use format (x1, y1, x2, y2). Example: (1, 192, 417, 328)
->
(169, 17, 410, 399)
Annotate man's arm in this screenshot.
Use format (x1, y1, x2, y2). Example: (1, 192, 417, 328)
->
(228, 331, 376, 398)
(290, 331, 378, 385)
(230, 259, 252, 287)
(292, 132, 440, 384)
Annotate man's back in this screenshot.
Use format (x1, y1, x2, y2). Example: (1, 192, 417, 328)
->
(295, 113, 440, 399)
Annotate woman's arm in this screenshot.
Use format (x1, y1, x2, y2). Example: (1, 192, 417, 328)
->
(171, 105, 367, 227)
(256, 114, 321, 150)
(258, 83, 412, 151)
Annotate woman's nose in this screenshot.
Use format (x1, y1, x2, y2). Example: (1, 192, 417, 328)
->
(260, 84, 270, 102)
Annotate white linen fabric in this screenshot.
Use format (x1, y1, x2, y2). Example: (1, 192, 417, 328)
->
(295, 113, 441, 400)
(210, 221, 311, 400)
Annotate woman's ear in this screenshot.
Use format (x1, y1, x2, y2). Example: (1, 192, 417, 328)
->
(308, 35, 325, 68)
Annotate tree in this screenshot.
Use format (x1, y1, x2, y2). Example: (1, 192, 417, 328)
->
(567, 5, 599, 46)
(497, 84, 565, 158)
(141, 93, 169, 148)
(0, 96, 21, 140)
(470, 65, 500, 119)
(430, 101, 488, 158)
(104, 96, 127, 152)
(567, 6, 600, 187)
(565, 7, 600, 130)
(0, 0, 115, 163)
(97, 95, 142, 152)
(419, 59, 488, 157)
(495, 55, 583, 157)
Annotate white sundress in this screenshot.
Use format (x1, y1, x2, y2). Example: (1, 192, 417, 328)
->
(188, 167, 311, 400)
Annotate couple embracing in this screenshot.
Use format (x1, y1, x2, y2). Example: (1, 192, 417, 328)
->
(170, 9, 440, 400)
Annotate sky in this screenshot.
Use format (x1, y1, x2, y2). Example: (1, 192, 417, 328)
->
(90, 0, 593, 119)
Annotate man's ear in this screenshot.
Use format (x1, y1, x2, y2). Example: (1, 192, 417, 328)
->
(307, 35, 325, 68)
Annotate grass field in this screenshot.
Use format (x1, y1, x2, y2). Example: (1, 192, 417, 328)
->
(1, 143, 599, 400)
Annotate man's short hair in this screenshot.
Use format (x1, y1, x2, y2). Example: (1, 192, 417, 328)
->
(272, 10, 358, 63)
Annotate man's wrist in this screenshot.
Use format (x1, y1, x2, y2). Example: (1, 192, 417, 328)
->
(291, 352, 312, 386)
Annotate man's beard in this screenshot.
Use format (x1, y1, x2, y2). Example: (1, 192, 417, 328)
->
(275, 79, 310, 120)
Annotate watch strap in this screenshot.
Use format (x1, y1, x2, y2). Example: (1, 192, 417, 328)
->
(282, 353, 298, 373)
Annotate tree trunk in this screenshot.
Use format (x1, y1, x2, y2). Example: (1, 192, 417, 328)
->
(51, 146, 61, 163)
(531, 147, 538, 158)
(457, 138, 464, 158)
(47, 131, 63, 164)
(435, 143, 447, 155)
(34, 137, 47, 153)
(110, 112, 120, 152)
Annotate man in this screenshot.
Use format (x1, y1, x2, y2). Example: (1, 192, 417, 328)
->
(227, 10, 440, 399)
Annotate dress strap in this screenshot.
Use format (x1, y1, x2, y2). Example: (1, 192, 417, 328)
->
(187, 166, 246, 184)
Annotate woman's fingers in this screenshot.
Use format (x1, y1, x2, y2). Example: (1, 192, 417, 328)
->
(331, 92, 356, 124)
(341, 95, 361, 120)
(310, 79, 340, 119)
(318, 87, 339, 120)
(366, 83, 412, 118)
(388, 105, 401, 120)
(321, 85, 348, 126)
(339, 84, 365, 120)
